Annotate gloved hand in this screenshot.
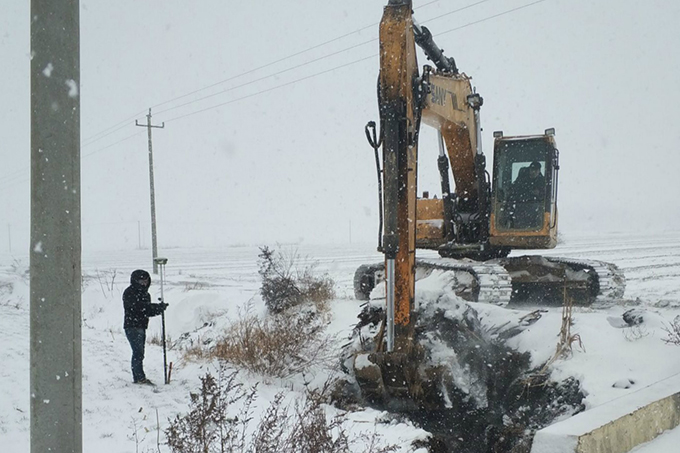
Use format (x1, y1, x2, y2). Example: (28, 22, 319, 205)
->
(159, 302, 169, 311)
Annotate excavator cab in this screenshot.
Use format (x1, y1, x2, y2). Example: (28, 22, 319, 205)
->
(489, 129, 559, 249)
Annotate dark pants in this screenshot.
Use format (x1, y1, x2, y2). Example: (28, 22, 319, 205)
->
(125, 328, 146, 382)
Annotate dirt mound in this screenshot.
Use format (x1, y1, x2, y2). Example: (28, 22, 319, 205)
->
(339, 290, 584, 452)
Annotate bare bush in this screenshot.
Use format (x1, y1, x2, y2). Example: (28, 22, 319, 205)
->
(258, 246, 335, 314)
(211, 305, 335, 378)
(95, 269, 118, 298)
(166, 369, 397, 453)
(81, 269, 119, 298)
(166, 370, 255, 453)
(623, 324, 649, 342)
(662, 315, 680, 345)
(9, 258, 29, 282)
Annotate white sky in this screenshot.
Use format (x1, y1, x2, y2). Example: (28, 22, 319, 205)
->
(1, 0, 679, 252)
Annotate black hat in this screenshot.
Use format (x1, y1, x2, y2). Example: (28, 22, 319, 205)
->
(130, 269, 151, 287)
(530, 161, 541, 169)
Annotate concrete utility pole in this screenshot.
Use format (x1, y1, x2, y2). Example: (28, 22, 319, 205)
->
(135, 109, 164, 274)
(30, 1, 82, 452)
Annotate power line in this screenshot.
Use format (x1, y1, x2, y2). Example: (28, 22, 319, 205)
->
(0, 132, 145, 193)
(82, 109, 147, 146)
(154, 0, 495, 117)
(161, 0, 549, 124)
(82, 131, 145, 159)
(43, 1, 485, 152)
(436, 0, 548, 37)
(149, 0, 445, 112)
(154, 38, 376, 116)
(163, 54, 377, 124)
(421, 0, 493, 23)
(0, 0, 551, 193)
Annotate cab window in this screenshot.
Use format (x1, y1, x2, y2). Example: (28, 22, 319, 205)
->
(493, 140, 550, 231)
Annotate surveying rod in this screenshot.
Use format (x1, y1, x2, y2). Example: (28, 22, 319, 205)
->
(154, 257, 169, 384)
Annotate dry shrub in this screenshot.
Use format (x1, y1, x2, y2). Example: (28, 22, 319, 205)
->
(181, 343, 208, 362)
(623, 324, 649, 342)
(663, 315, 680, 345)
(166, 370, 255, 453)
(166, 368, 397, 453)
(258, 246, 335, 314)
(212, 305, 335, 378)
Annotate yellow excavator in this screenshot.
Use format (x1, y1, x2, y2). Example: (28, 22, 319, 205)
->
(350, 0, 624, 408)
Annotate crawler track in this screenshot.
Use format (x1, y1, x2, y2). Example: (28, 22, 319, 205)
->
(354, 256, 625, 306)
(545, 257, 626, 302)
(417, 258, 513, 306)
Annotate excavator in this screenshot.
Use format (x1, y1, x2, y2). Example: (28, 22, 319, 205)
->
(349, 0, 625, 409)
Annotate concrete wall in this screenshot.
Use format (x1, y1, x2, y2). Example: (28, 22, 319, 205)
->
(532, 374, 680, 453)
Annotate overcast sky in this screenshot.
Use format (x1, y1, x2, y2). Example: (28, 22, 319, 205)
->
(1, 0, 679, 254)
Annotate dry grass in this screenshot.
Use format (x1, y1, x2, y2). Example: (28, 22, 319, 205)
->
(525, 290, 584, 385)
(211, 305, 335, 378)
(147, 331, 172, 348)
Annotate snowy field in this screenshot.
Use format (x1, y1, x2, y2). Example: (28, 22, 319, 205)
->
(1, 231, 680, 452)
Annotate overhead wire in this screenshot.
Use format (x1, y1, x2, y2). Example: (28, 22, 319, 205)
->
(82, 109, 147, 146)
(161, 0, 548, 123)
(154, 0, 494, 117)
(69, 3, 450, 150)
(149, 0, 445, 112)
(436, 0, 548, 37)
(0, 0, 550, 192)
(163, 54, 377, 124)
(36, 0, 486, 149)
(82, 131, 146, 159)
(0, 131, 147, 193)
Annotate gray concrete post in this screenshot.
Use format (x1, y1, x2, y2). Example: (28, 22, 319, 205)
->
(135, 109, 164, 274)
(30, 1, 82, 452)
(146, 110, 159, 275)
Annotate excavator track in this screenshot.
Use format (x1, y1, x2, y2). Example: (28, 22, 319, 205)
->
(416, 258, 513, 306)
(544, 257, 626, 303)
(354, 256, 625, 306)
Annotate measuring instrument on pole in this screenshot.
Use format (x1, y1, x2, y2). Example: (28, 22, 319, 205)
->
(154, 257, 169, 384)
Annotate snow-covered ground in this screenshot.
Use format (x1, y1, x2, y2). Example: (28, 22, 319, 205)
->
(1, 231, 680, 452)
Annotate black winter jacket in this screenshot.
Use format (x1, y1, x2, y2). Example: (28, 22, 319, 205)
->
(123, 269, 165, 329)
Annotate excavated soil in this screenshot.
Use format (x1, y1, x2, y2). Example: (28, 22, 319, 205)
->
(339, 300, 585, 453)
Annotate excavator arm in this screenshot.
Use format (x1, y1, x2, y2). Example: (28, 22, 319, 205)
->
(377, 0, 420, 352)
(377, 0, 490, 351)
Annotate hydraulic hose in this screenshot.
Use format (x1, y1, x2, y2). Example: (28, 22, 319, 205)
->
(365, 121, 384, 249)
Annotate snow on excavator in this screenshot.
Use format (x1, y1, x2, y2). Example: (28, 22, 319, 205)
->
(346, 0, 624, 411)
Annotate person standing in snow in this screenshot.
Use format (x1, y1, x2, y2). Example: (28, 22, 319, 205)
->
(123, 269, 168, 385)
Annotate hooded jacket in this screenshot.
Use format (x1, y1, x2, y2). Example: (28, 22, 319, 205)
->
(123, 269, 165, 329)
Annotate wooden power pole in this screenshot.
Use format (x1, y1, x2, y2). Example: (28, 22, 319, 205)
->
(136, 109, 164, 274)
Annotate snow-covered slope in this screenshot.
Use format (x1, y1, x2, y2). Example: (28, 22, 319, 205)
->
(1, 232, 679, 452)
